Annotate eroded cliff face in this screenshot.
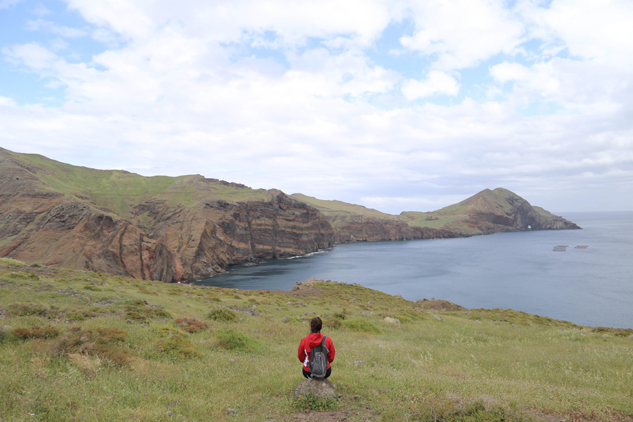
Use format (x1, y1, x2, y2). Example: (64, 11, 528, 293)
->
(329, 216, 458, 244)
(0, 149, 333, 282)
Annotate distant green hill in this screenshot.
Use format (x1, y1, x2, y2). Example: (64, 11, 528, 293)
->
(293, 188, 580, 240)
(399, 188, 580, 235)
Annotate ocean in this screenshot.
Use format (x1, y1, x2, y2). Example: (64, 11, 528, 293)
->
(193, 212, 633, 328)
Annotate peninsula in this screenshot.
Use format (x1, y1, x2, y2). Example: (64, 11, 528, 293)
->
(0, 148, 579, 282)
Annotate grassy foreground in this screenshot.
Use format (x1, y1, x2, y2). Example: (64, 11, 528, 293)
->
(1, 258, 632, 422)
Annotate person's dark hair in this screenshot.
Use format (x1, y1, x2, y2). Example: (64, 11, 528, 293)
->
(310, 317, 322, 333)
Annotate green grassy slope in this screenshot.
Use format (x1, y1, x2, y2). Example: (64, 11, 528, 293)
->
(1, 257, 631, 422)
(1, 148, 272, 218)
(289, 193, 399, 227)
(399, 188, 558, 234)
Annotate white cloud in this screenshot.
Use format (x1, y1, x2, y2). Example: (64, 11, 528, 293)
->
(3, 43, 58, 69)
(0, 96, 16, 106)
(26, 19, 87, 38)
(521, 0, 633, 69)
(0, 0, 21, 9)
(400, 0, 525, 70)
(0, 0, 632, 213)
(31, 5, 51, 16)
(402, 71, 460, 100)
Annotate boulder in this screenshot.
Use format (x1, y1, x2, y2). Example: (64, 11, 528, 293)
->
(294, 378, 336, 400)
(384, 317, 401, 327)
(433, 314, 443, 321)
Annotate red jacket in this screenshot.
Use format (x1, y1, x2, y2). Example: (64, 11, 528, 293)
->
(298, 333, 335, 372)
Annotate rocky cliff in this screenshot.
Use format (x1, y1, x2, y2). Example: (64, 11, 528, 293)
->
(0, 148, 333, 282)
(289, 194, 458, 243)
(0, 148, 580, 282)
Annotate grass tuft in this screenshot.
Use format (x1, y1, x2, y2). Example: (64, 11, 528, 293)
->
(45, 326, 132, 367)
(174, 318, 210, 333)
(0, 257, 28, 267)
(294, 392, 338, 412)
(12, 326, 61, 340)
(150, 332, 201, 360)
(343, 318, 383, 334)
(215, 329, 262, 352)
(208, 308, 238, 322)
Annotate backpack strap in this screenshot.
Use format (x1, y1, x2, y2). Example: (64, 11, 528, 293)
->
(321, 336, 328, 353)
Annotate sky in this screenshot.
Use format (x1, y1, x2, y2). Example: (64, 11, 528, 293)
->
(1, 0, 632, 214)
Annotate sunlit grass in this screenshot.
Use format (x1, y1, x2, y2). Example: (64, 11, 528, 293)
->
(1, 263, 632, 421)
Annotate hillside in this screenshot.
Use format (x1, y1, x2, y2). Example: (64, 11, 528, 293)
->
(400, 188, 580, 236)
(290, 193, 457, 243)
(0, 148, 580, 282)
(0, 148, 333, 282)
(292, 189, 580, 241)
(0, 258, 631, 422)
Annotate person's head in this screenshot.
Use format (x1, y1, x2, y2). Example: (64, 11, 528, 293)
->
(310, 317, 322, 334)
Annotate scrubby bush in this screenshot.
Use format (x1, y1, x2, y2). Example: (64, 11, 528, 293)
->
(175, 318, 209, 333)
(332, 311, 346, 320)
(46, 326, 131, 367)
(150, 324, 183, 337)
(208, 308, 238, 322)
(215, 329, 261, 352)
(6, 303, 61, 319)
(12, 326, 61, 340)
(323, 318, 342, 330)
(343, 318, 383, 334)
(123, 303, 171, 322)
(151, 332, 200, 360)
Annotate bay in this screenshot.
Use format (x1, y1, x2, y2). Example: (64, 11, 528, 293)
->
(194, 212, 633, 328)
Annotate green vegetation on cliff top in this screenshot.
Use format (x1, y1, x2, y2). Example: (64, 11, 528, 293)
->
(290, 193, 399, 227)
(1, 257, 631, 422)
(3, 148, 576, 237)
(1, 148, 273, 218)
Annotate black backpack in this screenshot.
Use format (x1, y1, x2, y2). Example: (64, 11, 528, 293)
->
(308, 336, 329, 379)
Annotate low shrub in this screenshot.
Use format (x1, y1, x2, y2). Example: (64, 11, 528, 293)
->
(151, 332, 200, 360)
(208, 308, 238, 322)
(125, 311, 148, 322)
(6, 303, 61, 319)
(323, 318, 342, 330)
(343, 318, 383, 334)
(215, 329, 262, 352)
(12, 326, 61, 340)
(46, 326, 131, 367)
(123, 305, 171, 322)
(150, 324, 183, 337)
(175, 318, 210, 333)
(332, 311, 346, 320)
(66, 309, 93, 321)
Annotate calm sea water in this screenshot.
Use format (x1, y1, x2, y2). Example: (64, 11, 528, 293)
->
(194, 212, 633, 328)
